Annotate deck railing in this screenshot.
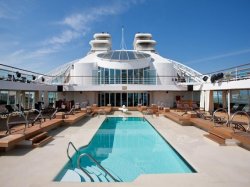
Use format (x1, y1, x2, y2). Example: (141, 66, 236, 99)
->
(1, 63, 250, 86)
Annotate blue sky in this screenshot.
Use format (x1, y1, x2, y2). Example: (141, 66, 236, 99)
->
(0, 0, 250, 74)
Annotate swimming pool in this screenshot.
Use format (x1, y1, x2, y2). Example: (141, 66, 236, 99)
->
(55, 117, 195, 182)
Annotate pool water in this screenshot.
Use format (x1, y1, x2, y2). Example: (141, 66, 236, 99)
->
(55, 117, 195, 182)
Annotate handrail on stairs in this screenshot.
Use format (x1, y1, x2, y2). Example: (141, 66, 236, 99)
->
(77, 153, 121, 182)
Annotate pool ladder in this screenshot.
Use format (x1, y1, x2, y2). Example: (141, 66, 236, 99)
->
(67, 141, 121, 182)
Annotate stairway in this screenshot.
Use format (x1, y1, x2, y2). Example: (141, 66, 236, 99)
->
(61, 165, 116, 182)
(204, 127, 233, 146)
(29, 132, 53, 148)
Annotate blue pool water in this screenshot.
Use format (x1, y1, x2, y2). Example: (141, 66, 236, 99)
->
(55, 117, 195, 182)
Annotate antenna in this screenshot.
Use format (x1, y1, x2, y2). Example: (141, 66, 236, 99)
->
(120, 26, 127, 50)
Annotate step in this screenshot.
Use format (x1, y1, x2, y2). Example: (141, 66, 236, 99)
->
(204, 134, 226, 145)
(209, 128, 232, 140)
(61, 169, 81, 182)
(32, 136, 53, 148)
(29, 132, 48, 143)
(74, 168, 92, 182)
(87, 166, 109, 182)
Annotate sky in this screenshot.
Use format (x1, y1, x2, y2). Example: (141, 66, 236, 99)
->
(0, 0, 250, 74)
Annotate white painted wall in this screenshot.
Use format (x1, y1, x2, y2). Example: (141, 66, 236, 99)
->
(194, 79, 250, 91)
(74, 62, 95, 86)
(151, 91, 199, 107)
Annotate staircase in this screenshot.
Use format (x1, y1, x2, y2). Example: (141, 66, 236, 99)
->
(29, 132, 53, 148)
(61, 165, 117, 182)
(64, 142, 121, 182)
(204, 127, 233, 145)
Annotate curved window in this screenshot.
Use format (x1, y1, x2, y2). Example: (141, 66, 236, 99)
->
(97, 50, 150, 61)
(95, 66, 156, 85)
(98, 92, 150, 107)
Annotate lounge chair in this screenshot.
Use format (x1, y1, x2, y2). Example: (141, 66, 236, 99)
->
(41, 107, 58, 120)
(5, 105, 15, 113)
(26, 109, 43, 127)
(229, 111, 250, 132)
(6, 112, 28, 134)
(212, 108, 229, 127)
(176, 103, 184, 111)
(194, 110, 212, 120)
(64, 106, 75, 116)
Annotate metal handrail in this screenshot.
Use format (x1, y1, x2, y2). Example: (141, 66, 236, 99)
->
(6, 112, 28, 134)
(66, 142, 95, 182)
(230, 111, 250, 132)
(212, 108, 229, 127)
(67, 141, 78, 163)
(77, 153, 121, 182)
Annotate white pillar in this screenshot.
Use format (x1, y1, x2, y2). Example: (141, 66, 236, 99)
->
(204, 90, 214, 112)
(227, 90, 231, 116)
(200, 90, 205, 109)
(222, 90, 227, 109)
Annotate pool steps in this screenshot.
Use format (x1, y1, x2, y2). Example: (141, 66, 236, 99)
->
(61, 166, 115, 182)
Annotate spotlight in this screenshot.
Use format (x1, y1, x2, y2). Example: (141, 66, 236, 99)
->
(16, 71, 21, 78)
(202, 75, 209, 82)
(216, 73, 224, 80)
(210, 74, 217, 83)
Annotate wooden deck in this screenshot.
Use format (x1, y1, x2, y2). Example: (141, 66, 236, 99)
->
(64, 112, 87, 125)
(162, 110, 250, 149)
(0, 111, 89, 151)
(190, 118, 214, 132)
(164, 112, 192, 126)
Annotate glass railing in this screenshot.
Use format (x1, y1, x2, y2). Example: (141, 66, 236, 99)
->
(206, 63, 250, 82)
(0, 64, 47, 84)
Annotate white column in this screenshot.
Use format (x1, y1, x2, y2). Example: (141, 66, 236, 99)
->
(227, 90, 231, 116)
(200, 90, 205, 109)
(204, 90, 214, 112)
(222, 90, 227, 109)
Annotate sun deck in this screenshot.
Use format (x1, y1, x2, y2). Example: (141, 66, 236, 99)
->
(0, 111, 250, 186)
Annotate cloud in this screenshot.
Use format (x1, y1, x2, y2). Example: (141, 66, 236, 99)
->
(47, 30, 80, 45)
(186, 48, 250, 65)
(46, 0, 144, 46)
(1, 0, 145, 72)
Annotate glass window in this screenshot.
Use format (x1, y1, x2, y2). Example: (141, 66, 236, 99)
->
(8, 91, 16, 105)
(213, 91, 223, 109)
(122, 70, 127, 84)
(98, 67, 101, 84)
(116, 93, 121, 106)
(128, 70, 133, 84)
(143, 93, 148, 106)
(139, 93, 143, 106)
(134, 93, 138, 107)
(128, 93, 133, 106)
(122, 93, 127, 106)
(25, 92, 35, 109)
(134, 69, 139, 84)
(144, 68, 149, 84)
(48, 92, 57, 107)
(105, 93, 109, 106)
(98, 93, 101, 106)
(110, 93, 115, 106)
(0, 91, 8, 105)
(104, 68, 109, 84)
(110, 69, 114, 84)
(139, 69, 143, 84)
(100, 67, 104, 84)
(100, 93, 105, 106)
(115, 70, 121, 84)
